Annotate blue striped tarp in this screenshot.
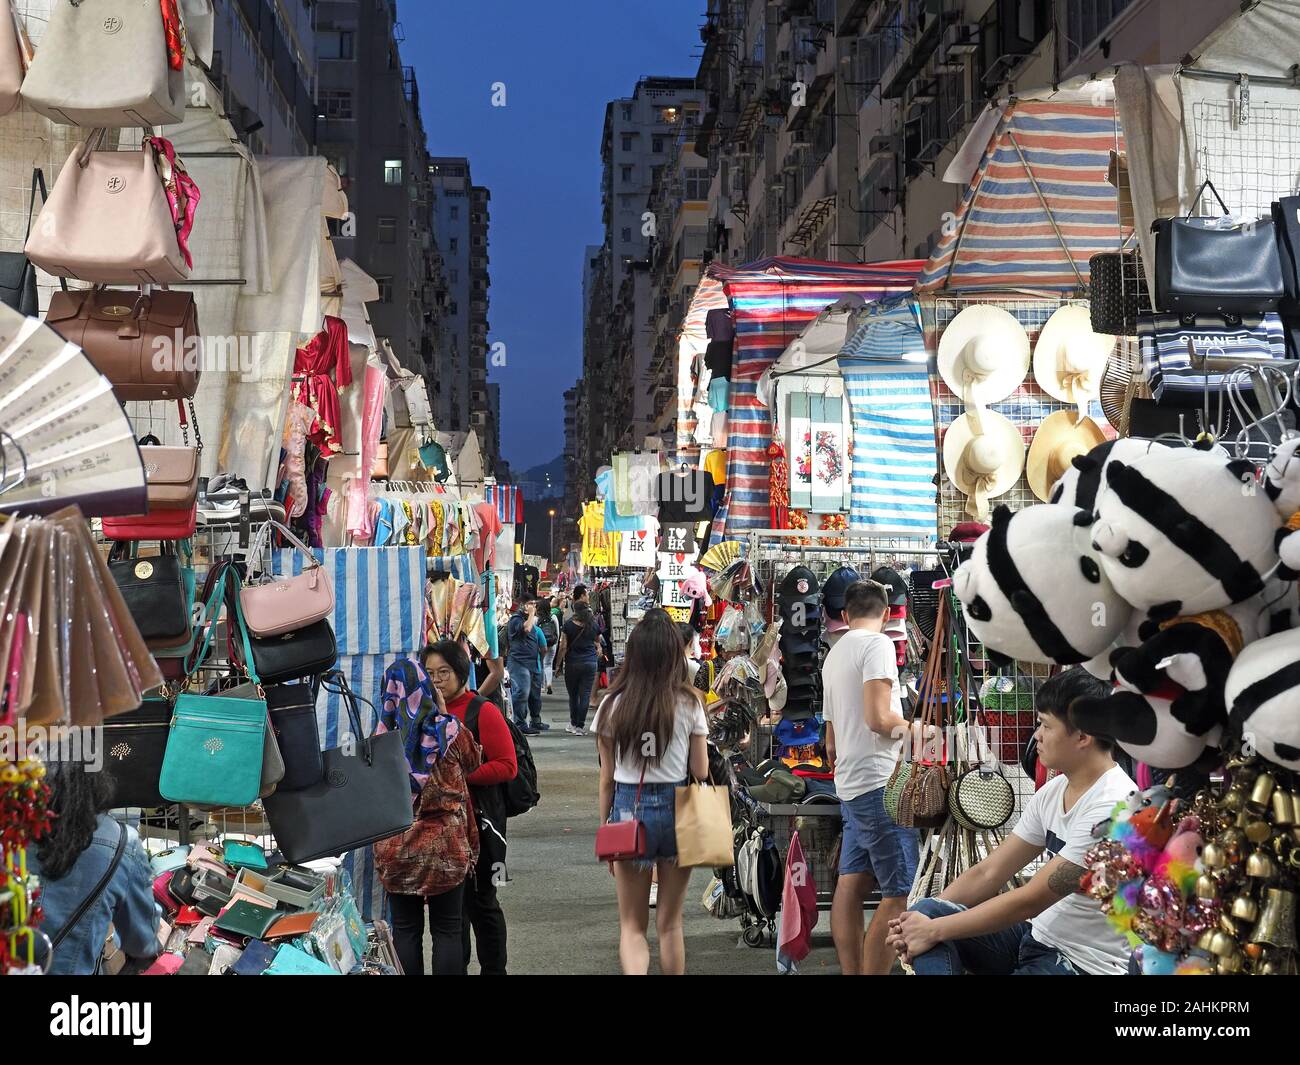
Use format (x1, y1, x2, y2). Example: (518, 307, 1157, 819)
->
(271, 546, 426, 657)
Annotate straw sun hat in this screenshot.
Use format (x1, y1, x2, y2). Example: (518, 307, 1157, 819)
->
(937, 305, 1030, 405)
(1032, 304, 1115, 406)
(1027, 410, 1107, 502)
(942, 408, 1026, 519)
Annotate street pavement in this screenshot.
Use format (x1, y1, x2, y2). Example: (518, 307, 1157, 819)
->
(472, 682, 846, 975)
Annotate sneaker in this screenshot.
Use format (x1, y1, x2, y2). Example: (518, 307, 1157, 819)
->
(533, 721, 551, 732)
(520, 725, 539, 736)
(648, 882, 658, 908)
(564, 724, 580, 735)
(545, 686, 554, 695)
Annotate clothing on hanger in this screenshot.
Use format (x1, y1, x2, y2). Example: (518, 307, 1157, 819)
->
(292, 315, 352, 456)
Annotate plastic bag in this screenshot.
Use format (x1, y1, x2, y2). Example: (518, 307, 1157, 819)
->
(714, 604, 749, 653)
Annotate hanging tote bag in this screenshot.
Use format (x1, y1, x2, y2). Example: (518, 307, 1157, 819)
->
(674, 777, 734, 868)
(19, 0, 186, 127)
(0, 0, 27, 117)
(239, 520, 334, 637)
(158, 569, 267, 808)
(24, 133, 192, 284)
(887, 592, 952, 829)
(107, 538, 192, 647)
(262, 671, 413, 864)
(1152, 179, 1284, 315)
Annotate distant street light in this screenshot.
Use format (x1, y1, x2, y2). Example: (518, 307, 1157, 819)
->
(548, 508, 556, 563)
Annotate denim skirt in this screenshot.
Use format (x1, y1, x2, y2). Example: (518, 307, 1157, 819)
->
(609, 781, 682, 871)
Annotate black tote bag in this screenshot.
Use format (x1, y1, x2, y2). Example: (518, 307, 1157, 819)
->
(266, 681, 324, 791)
(262, 671, 412, 864)
(102, 698, 174, 808)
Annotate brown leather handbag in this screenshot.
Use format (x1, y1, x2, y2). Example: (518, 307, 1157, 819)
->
(890, 592, 952, 830)
(137, 434, 198, 511)
(44, 287, 199, 401)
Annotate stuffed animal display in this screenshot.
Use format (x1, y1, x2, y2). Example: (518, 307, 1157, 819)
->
(958, 434, 1300, 771)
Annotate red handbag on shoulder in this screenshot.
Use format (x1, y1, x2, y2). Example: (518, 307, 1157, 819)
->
(595, 767, 647, 862)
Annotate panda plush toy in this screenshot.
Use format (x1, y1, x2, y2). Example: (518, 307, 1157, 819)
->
(1072, 444, 1288, 768)
(953, 504, 1132, 668)
(1049, 437, 1168, 512)
(1225, 627, 1300, 772)
(1262, 435, 1300, 578)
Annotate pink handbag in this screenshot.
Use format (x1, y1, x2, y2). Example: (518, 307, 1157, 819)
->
(239, 520, 334, 638)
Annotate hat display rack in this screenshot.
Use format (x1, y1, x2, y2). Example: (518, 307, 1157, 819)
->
(927, 295, 1118, 535)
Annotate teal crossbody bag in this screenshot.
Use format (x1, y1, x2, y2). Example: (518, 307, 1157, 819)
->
(159, 567, 268, 808)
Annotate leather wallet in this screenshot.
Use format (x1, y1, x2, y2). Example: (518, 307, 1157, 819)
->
(214, 900, 279, 941)
(167, 868, 200, 908)
(229, 938, 277, 975)
(177, 950, 212, 975)
(187, 916, 215, 945)
(223, 840, 268, 870)
(142, 952, 184, 975)
(265, 912, 319, 940)
(174, 905, 202, 927)
(264, 943, 338, 976)
(149, 846, 190, 876)
(209, 943, 243, 975)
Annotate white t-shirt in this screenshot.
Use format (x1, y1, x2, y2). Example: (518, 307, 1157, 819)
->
(1012, 764, 1137, 975)
(591, 693, 708, 784)
(821, 629, 904, 801)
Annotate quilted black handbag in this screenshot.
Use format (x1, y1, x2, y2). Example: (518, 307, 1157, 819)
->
(262, 671, 413, 864)
(1153, 179, 1284, 314)
(1089, 249, 1151, 335)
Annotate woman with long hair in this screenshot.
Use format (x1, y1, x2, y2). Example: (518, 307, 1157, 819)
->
(593, 609, 709, 975)
(29, 762, 161, 974)
(555, 600, 606, 734)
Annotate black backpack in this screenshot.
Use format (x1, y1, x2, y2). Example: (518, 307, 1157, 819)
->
(465, 694, 540, 818)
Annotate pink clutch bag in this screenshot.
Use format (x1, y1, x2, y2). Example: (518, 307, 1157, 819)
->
(239, 520, 333, 637)
(141, 952, 184, 975)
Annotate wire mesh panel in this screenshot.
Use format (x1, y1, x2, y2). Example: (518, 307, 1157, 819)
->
(1191, 98, 1300, 215)
(928, 295, 1116, 535)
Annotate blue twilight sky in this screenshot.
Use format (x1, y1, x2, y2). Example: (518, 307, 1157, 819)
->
(400, 0, 704, 475)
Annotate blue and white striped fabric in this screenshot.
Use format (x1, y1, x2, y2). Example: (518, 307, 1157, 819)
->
(1138, 311, 1288, 400)
(485, 484, 524, 525)
(842, 365, 939, 536)
(271, 546, 425, 657)
(840, 298, 938, 535)
(428, 554, 476, 582)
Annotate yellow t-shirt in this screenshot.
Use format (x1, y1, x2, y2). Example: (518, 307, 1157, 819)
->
(579, 500, 620, 567)
(703, 449, 727, 486)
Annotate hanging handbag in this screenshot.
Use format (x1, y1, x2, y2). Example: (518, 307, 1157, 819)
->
(19, 0, 186, 127)
(674, 776, 734, 868)
(889, 593, 952, 830)
(0, 171, 64, 316)
(107, 539, 191, 647)
(264, 681, 323, 791)
(0, 0, 29, 117)
(102, 696, 174, 808)
(45, 287, 201, 400)
(947, 765, 1015, 831)
(1152, 179, 1284, 314)
(134, 435, 199, 510)
(240, 618, 337, 686)
(216, 678, 288, 799)
(262, 671, 413, 864)
(239, 520, 334, 637)
(101, 502, 197, 541)
(158, 571, 267, 808)
(25, 133, 192, 284)
(595, 766, 647, 862)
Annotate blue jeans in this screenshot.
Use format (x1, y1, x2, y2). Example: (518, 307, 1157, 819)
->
(609, 781, 681, 872)
(507, 662, 542, 727)
(565, 655, 599, 728)
(906, 898, 1081, 975)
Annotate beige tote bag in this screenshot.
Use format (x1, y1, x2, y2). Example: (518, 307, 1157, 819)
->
(0, 0, 29, 117)
(25, 135, 189, 284)
(20, 0, 185, 127)
(675, 781, 734, 868)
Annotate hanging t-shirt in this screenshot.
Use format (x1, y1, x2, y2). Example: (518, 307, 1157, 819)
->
(618, 516, 658, 567)
(596, 467, 643, 532)
(1012, 765, 1137, 975)
(579, 501, 620, 567)
(656, 470, 713, 523)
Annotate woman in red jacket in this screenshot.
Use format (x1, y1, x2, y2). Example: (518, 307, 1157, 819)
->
(425, 639, 519, 976)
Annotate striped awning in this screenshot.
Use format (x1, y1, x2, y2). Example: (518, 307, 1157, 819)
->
(916, 100, 1126, 292)
(674, 257, 923, 534)
(840, 296, 927, 363)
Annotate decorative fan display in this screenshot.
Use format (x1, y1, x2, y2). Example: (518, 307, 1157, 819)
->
(699, 539, 743, 572)
(0, 304, 146, 517)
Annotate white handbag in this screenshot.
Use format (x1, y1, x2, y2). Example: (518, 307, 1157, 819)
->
(0, 0, 30, 117)
(20, 0, 185, 127)
(25, 133, 190, 284)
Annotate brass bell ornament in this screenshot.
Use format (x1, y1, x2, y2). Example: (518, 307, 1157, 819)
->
(1250, 888, 1298, 951)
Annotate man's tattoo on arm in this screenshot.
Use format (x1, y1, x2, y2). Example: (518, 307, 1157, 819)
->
(1047, 859, 1086, 897)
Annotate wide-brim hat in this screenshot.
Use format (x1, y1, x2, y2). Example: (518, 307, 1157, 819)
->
(1027, 410, 1107, 502)
(1032, 304, 1115, 406)
(942, 408, 1026, 519)
(937, 305, 1030, 406)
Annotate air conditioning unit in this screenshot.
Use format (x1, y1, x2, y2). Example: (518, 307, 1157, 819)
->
(868, 133, 899, 156)
(940, 22, 980, 59)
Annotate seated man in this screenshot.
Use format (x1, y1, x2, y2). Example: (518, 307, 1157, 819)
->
(887, 668, 1135, 976)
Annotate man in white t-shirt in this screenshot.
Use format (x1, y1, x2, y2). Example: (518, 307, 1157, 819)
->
(823, 580, 921, 975)
(887, 668, 1136, 975)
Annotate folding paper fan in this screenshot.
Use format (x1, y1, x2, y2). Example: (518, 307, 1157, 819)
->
(0, 304, 146, 517)
(699, 539, 743, 572)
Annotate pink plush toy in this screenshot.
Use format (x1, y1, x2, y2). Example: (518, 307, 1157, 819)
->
(681, 565, 711, 605)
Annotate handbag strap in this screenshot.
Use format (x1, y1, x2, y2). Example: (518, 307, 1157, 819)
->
(248, 519, 321, 578)
(321, 670, 377, 763)
(49, 819, 127, 951)
(184, 563, 242, 684)
(1187, 178, 1231, 218)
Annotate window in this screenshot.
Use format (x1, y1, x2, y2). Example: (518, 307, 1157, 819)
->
(621, 105, 632, 121)
(384, 159, 403, 184)
(449, 205, 459, 220)
(320, 90, 352, 120)
(449, 302, 458, 315)
(621, 165, 633, 183)
(685, 167, 709, 201)
(653, 136, 665, 153)
(376, 276, 393, 303)
(1064, 0, 1135, 63)
(449, 237, 458, 253)
(377, 217, 397, 243)
(318, 29, 354, 60)
(621, 134, 633, 152)
(621, 227, 632, 243)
